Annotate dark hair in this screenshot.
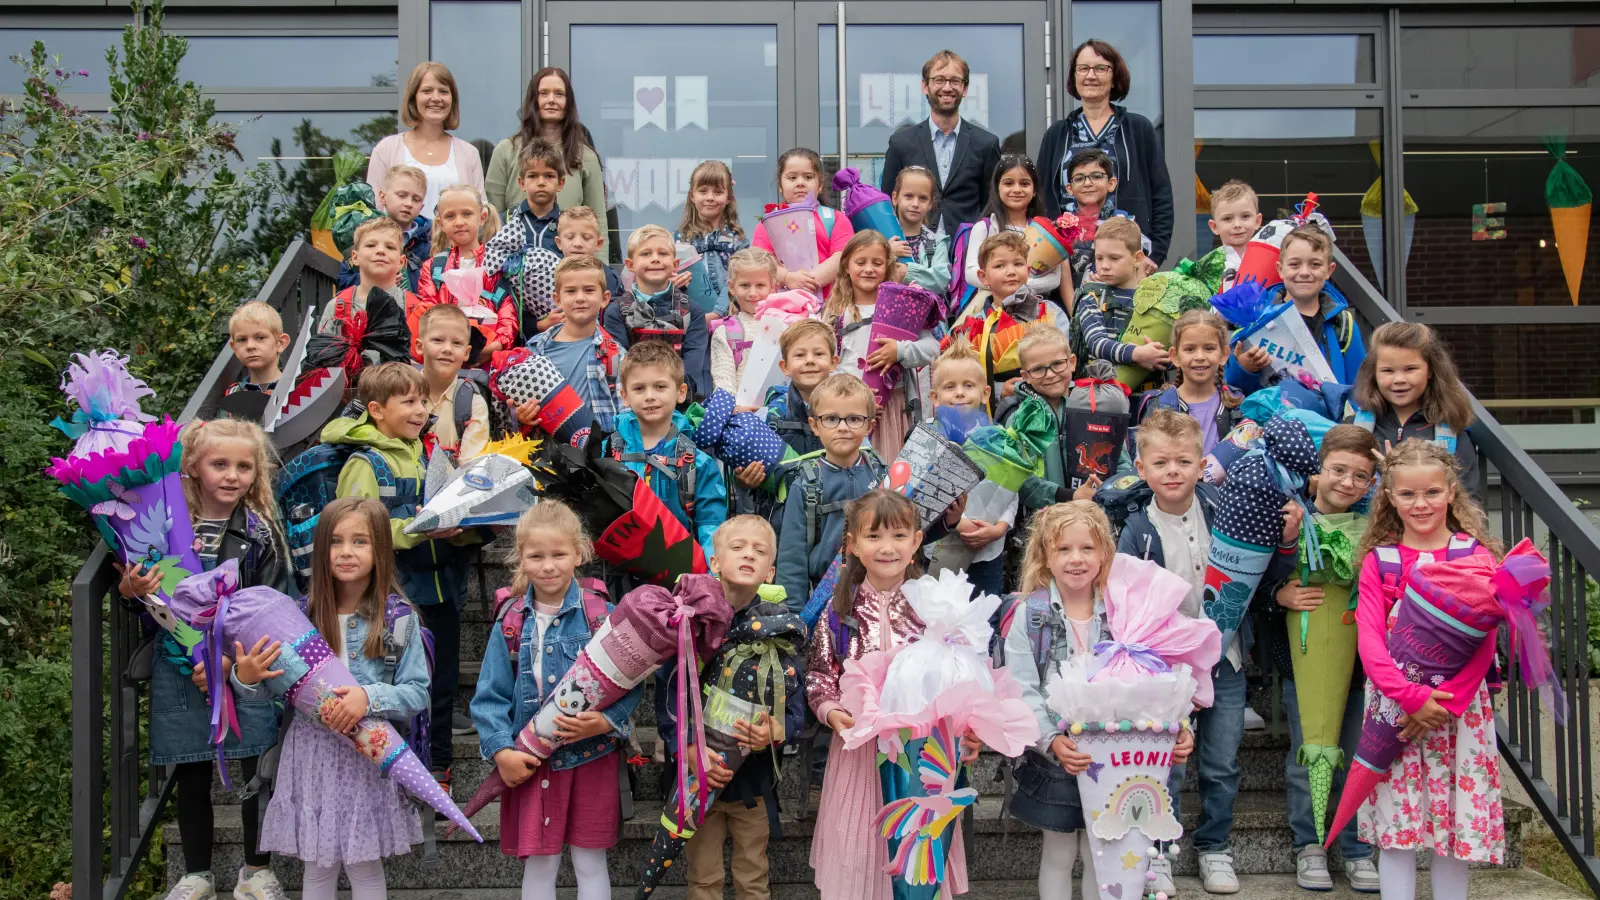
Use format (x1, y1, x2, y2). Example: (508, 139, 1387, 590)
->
(517, 67, 589, 174)
(831, 490, 924, 619)
(981, 154, 1042, 224)
(1068, 39, 1132, 103)
(518, 138, 567, 179)
(1067, 148, 1115, 179)
(776, 147, 828, 203)
(1319, 423, 1381, 465)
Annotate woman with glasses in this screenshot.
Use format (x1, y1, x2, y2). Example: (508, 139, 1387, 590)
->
(1037, 39, 1174, 268)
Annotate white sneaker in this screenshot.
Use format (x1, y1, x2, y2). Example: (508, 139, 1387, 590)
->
(1295, 847, 1333, 891)
(233, 868, 286, 900)
(1149, 856, 1177, 895)
(1344, 857, 1380, 893)
(1199, 852, 1240, 894)
(1243, 707, 1267, 731)
(162, 873, 214, 900)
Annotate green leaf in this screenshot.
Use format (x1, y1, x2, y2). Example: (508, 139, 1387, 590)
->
(105, 183, 125, 216)
(19, 348, 50, 367)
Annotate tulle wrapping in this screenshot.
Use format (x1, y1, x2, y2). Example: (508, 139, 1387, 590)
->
(877, 572, 1002, 716)
(1046, 657, 1203, 725)
(50, 350, 156, 457)
(1099, 555, 1224, 707)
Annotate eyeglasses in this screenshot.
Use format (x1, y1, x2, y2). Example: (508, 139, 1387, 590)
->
(927, 76, 967, 89)
(816, 413, 872, 431)
(1323, 464, 1373, 488)
(1075, 64, 1114, 77)
(1023, 358, 1074, 379)
(1070, 172, 1110, 186)
(1389, 487, 1450, 507)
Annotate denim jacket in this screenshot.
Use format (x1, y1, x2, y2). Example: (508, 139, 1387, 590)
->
(1002, 585, 1106, 755)
(471, 579, 642, 771)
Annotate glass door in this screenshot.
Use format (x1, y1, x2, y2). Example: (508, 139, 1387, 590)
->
(547, 1, 797, 249)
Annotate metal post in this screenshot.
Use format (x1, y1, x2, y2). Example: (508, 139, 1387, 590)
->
(836, 2, 847, 169)
(72, 546, 108, 900)
(1381, 8, 1407, 312)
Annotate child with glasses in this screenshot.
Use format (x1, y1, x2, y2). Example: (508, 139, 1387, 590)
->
(1059, 148, 1150, 288)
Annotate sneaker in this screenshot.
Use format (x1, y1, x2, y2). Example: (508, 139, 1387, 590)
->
(163, 873, 215, 900)
(1199, 852, 1240, 894)
(1243, 707, 1267, 731)
(1344, 857, 1380, 893)
(1295, 847, 1333, 891)
(451, 721, 476, 736)
(1149, 856, 1177, 895)
(233, 868, 285, 900)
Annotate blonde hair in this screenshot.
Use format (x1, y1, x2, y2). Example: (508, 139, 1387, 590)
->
(626, 223, 675, 259)
(553, 255, 609, 293)
(353, 216, 404, 251)
(1136, 407, 1204, 457)
(1354, 321, 1474, 434)
(618, 339, 685, 388)
(1017, 321, 1071, 361)
(178, 419, 282, 534)
(1357, 439, 1501, 563)
(384, 164, 428, 197)
(418, 302, 471, 339)
(1095, 216, 1144, 255)
(677, 160, 745, 243)
(308, 497, 403, 659)
(1019, 501, 1115, 596)
(930, 334, 983, 381)
(1280, 223, 1332, 259)
(558, 205, 603, 237)
(1210, 179, 1258, 212)
(510, 500, 594, 595)
(977, 230, 1028, 269)
(357, 361, 428, 408)
(228, 300, 283, 338)
(832, 490, 923, 618)
(1170, 309, 1241, 410)
(728, 247, 779, 282)
(713, 514, 777, 554)
(401, 61, 460, 130)
(779, 318, 837, 358)
(824, 230, 894, 323)
(429, 183, 500, 257)
(809, 372, 875, 416)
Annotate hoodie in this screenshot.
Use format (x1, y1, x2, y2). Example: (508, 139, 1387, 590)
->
(1224, 283, 1367, 395)
(608, 409, 728, 549)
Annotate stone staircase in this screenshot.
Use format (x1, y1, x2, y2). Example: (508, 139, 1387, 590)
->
(168, 541, 1550, 896)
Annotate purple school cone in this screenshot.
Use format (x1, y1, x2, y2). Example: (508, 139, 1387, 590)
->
(862, 283, 941, 408)
(165, 562, 483, 842)
(833, 167, 910, 260)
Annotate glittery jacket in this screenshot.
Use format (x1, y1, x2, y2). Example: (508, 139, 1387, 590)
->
(805, 582, 925, 726)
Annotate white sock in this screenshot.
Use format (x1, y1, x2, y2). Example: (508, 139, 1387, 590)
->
(521, 854, 561, 900)
(300, 863, 340, 900)
(343, 860, 386, 900)
(1040, 829, 1079, 900)
(1431, 853, 1469, 900)
(571, 846, 611, 900)
(1379, 848, 1417, 900)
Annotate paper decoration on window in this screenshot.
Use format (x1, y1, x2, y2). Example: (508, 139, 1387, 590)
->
(675, 75, 709, 131)
(1471, 202, 1506, 241)
(604, 158, 735, 213)
(858, 73, 991, 130)
(633, 75, 668, 131)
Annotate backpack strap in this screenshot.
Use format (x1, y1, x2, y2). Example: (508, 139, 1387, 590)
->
(1433, 422, 1459, 454)
(431, 252, 447, 289)
(1023, 589, 1057, 684)
(381, 594, 420, 686)
(354, 448, 399, 508)
(494, 586, 526, 675)
(1373, 545, 1406, 603)
(452, 378, 476, 446)
(1350, 408, 1377, 433)
(578, 577, 610, 633)
(799, 459, 827, 550)
(1446, 534, 1478, 560)
(612, 428, 698, 516)
(1335, 309, 1356, 353)
(817, 205, 836, 239)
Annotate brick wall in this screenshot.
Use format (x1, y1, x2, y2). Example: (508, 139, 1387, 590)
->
(1404, 212, 1600, 308)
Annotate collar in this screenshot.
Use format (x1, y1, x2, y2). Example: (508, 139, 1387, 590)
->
(517, 200, 560, 226)
(526, 579, 586, 617)
(820, 451, 868, 472)
(1148, 494, 1202, 528)
(633, 284, 674, 304)
(931, 117, 961, 140)
(859, 580, 905, 605)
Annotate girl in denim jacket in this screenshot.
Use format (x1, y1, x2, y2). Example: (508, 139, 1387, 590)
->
(471, 500, 642, 900)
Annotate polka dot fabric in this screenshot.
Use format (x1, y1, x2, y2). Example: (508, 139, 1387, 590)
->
(1213, 413, 1321, 547)
(691, 388, 790, 471)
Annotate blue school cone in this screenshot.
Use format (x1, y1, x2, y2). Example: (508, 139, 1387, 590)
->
(876, 726, 975, 900)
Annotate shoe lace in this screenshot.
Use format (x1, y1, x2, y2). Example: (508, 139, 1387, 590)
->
(1302, 854, 1329, 874)
(256, 879, 287, 900)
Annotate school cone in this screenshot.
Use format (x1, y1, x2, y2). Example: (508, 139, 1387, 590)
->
(1075, 727, 1185, 900)
(1546, 135, 1593, 305)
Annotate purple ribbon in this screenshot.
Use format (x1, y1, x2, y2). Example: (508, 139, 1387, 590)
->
(203, 570, 242, 788)
(1087, 639, 1170, 681)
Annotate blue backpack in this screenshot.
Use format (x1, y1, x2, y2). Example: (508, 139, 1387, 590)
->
(276, 443, 396, 592)
(946, 220, 980, 315)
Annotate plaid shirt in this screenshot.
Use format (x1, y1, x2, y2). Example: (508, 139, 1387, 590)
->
(525, 324, 625, 434)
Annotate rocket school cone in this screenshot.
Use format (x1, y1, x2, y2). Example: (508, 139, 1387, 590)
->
(1545, 135, 1592, 305)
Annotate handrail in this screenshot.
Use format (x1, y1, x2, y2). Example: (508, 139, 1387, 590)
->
(71, 239, 340, 900)
(1334, 248, 1600, 896)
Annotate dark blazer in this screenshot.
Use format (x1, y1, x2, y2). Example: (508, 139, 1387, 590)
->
(1038, 105, 1174, 266)
(879, 117, 1002, 236)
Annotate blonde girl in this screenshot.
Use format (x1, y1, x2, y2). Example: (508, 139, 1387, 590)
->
(1351, 321, 1481, 499)
(825, 231, 932, 461)
(888, 166, 952, 296)
(117, 419, 289, 900)
(250, 497, 430, 900)
(471, 500, 638, 900)
(676, 160, 750, 315)
(416, 182, 513, 365)
(1136, 309, 1244, 477)
(1353, 441, 1504, 900)
(751, 148, 856, 296)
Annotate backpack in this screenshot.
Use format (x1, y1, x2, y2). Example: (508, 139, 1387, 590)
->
(777, 449, 888, 550)
(379, 594, 436, 769)
(277, 444, 396, 591)
(713, 315, 753, 368)
(993, 589, 1059, 682)
(946, 221, 980, 315)
(1372, 535, 1478, 596)
(1067, 282, 1132, 381)
(1094, 472, 1154, 536)
(1349, 407, 1458, 454)
(620, 288, 694, 354)
(608, 428, 701, 518)
(491, 577, 610, 673)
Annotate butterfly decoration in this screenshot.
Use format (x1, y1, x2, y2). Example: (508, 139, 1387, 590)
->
(90, 481, 141, 521)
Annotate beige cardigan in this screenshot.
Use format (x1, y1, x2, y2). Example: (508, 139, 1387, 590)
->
(485, 137, 607, 252)
(366, 132, 485, 216)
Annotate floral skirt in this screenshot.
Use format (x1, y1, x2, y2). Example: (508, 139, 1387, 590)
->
(1355, 681, 1504, 862)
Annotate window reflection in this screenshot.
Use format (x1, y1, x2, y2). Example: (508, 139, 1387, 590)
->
(432, 1, 521, 174)
(181, 36, 397, 89)
(1402, 27, 1600, 90)
(1435, 324, 1600, 425)
(1194, 34, 1374, 85)
(1071, 2, 1163, 123)
(0, 29, 120, 93)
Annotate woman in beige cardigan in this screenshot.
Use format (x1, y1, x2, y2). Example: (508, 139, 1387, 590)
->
(485, 66, 607, 252)
(367, 61, 485, 219)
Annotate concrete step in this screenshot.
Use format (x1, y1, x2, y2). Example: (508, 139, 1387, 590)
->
(170, 793, 1534, 890)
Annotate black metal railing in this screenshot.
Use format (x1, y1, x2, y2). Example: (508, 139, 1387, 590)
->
(71, 240, 339, 900)
(1335, 250, 1600, 896)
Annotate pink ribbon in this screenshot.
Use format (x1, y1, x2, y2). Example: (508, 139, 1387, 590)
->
(1493, 546, 1566, 724)
(203, 570, 242, 788)
(670, 603, 710, 830)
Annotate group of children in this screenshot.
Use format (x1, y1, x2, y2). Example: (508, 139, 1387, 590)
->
(130, 139, 1507, 900)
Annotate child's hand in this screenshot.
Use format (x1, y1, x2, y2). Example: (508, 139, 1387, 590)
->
(888, 237, 913, 260)
(1073, 475, 1103, 502)
(1050, 734, 1092, 774)
(323, 685, 369, 734)
(685, 747, 734, 789)
(942, 495, 968, 528)
(537, 309, 565, 332)
(826, 709, 855, 731)
(735, 711, 774, 752)
(1276, 578, 1325, 612)
(1000, 377, 1021, 399)
(232, 638, 284, 687)
(1141, 257, 1159, 277)
(116, 563, 164, 600)
(670, 272, 693, 291)
(733, 404, 763, 414)
(494, 748, 541, 787)
(891, 262, 909, 284)
(958, 518, 1006, 548)
(866, 338, 899, 373)
(785, 270, 819, 293)
(1173, 725, 1195, 763)
(960, 729, 982, 764)
(735, 461, 768, 488)
(554, 710, 612, 741)
(1399, 690, 1454, 740)
(425, 527, 464, 540)
(1130, 338, 1169, 369)
(1234, 343, 1270, 373)
(478, 341, 503, 366)
(1280, 500, 1304, 545)
(515, 397, 543, 427)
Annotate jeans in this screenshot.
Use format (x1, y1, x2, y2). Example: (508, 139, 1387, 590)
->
(968, 555, 1005, 604)
(420, 601, 460, 773)
(1168, 658, 1245, 853)
(1284, 674, 1370, 859)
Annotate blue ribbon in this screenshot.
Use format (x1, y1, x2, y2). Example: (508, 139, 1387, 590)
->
(51, 409, 144, 441)
(1263, 454, 1323, 574)
(1087, 639, 1170, 681)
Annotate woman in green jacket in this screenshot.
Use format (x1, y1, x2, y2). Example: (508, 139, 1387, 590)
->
(485, 67, 607, 251)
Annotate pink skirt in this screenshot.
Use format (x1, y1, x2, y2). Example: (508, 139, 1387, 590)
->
(811, 731, 967, 900)
(872, 386, 912, 464)
(500, 751, 620, 857)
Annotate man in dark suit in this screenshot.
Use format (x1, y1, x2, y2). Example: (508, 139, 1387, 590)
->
(878, 49, 1003, 237)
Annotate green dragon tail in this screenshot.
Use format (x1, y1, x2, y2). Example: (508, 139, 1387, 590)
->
(1297, 744, 1346, 844)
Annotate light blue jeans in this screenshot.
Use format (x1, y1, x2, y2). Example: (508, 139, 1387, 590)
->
(1167, 659, 1246, 854)
(1284, 674, 1371, 860)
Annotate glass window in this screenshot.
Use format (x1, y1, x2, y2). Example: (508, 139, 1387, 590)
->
(0, 29, 121, 93)
(1402, 27, 1600, 90)
(1403, 106, 1600, 307)
(431, 1, 521, 174)
(1194, 34, 1374, 85)
(179, 36, 397, 89)
(1434, 324, 1600, 425)
(1071, 2, 1163, 124)
(818, 23, 1028, 183)
(1195, 108, 1383, 286)
(569, 25, 778, 249)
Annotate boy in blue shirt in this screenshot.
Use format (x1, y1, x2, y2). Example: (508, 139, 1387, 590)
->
(521, 256, 624, 436)
(603, 224, 714, 401)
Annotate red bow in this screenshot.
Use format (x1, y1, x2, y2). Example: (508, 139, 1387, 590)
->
(764, 202, 788, 215)
(338, 311, 368, 377)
